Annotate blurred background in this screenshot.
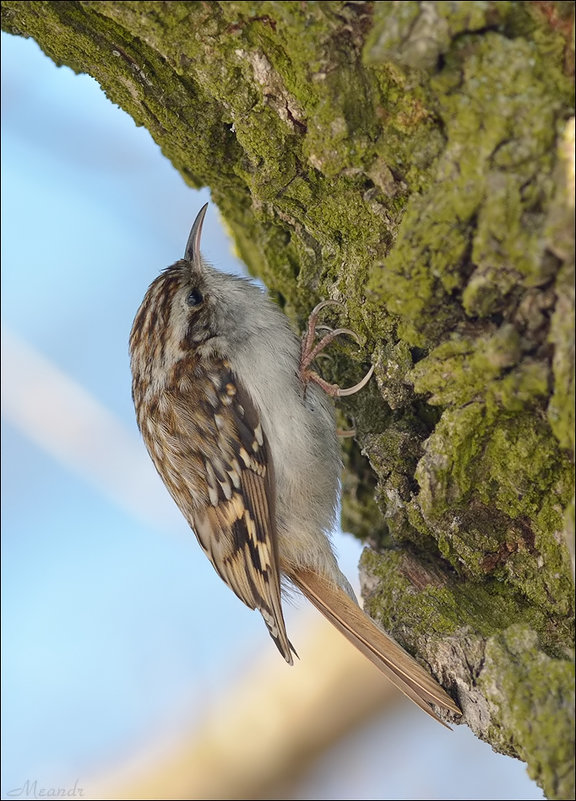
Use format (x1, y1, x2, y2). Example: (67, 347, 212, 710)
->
(1, 31, 545, 800)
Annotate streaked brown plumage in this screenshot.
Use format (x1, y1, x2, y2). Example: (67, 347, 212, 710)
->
(130, 204, 461, 725)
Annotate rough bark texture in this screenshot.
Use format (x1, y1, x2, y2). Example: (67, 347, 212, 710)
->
(3, 2, 574, 798)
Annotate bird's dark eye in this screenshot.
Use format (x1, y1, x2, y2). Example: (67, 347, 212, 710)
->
(186, 288, 204, 307)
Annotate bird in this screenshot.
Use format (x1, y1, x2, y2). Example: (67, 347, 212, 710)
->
(129, 203, 461, 726)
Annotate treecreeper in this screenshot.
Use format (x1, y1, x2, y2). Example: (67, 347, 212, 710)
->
(129, 203, 461, 726)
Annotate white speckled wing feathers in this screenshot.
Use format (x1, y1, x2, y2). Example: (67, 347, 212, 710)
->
(171, 360, 295, 663)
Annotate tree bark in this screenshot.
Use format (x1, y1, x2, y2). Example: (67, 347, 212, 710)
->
(2, 2, 573, 798)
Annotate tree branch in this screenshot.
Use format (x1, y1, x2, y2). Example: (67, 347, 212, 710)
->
(3, 2, 573, 797)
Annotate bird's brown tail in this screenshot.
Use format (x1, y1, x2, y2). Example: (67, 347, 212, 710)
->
(291, 568, 461, 727)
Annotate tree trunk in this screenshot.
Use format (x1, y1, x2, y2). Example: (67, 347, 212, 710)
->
(2, 2, 573, 798)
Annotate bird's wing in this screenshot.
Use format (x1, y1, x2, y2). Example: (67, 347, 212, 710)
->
(171, 359, 295, 663)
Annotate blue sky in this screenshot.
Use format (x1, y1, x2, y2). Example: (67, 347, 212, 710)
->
(1, 30, 544, 801)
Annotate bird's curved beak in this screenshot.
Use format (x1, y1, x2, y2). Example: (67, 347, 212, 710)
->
(184, 203, 208, 262)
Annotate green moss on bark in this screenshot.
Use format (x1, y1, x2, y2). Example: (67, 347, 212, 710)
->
(481, 626, 575, 800)
(361, 551, 574, 798)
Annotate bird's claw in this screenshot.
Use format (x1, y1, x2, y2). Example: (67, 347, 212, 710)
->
(299, 301, 374, 398)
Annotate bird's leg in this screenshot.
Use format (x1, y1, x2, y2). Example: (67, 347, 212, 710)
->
(300, 300, 374, 398)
